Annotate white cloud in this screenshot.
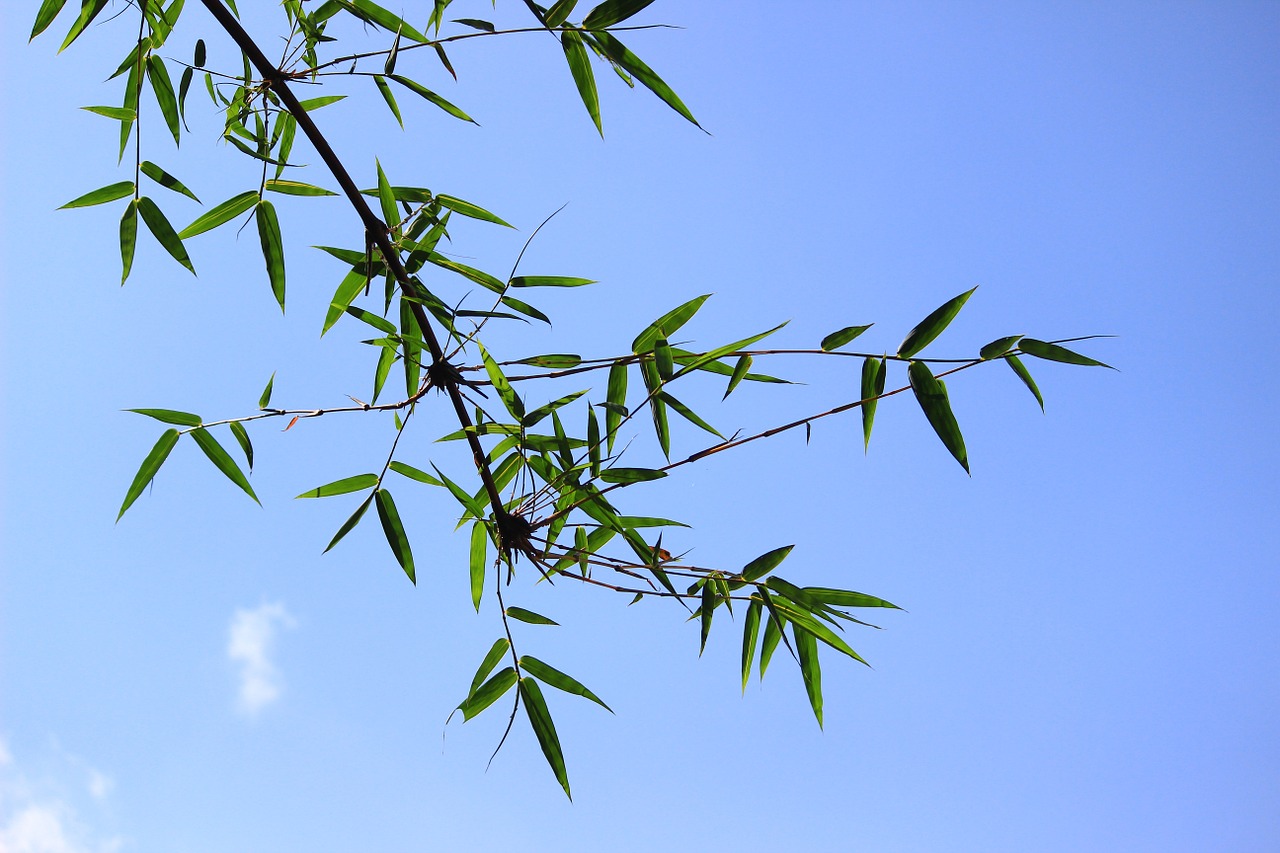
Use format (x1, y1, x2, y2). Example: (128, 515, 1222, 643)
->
(0, 736, 123, 853)
(227, 602, 296, 716)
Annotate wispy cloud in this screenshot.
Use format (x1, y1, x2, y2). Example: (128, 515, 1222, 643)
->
(227, 602, 296, 716)
(0, 735, 123, 853)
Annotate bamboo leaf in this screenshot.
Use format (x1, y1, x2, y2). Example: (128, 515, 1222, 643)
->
(264, 179, 337, 196)
(479, 342, 525, 420)
(805, 587, 902, 610)
(375, 488, 415, 583)
(117, 429, 179, 520)
(387, 75, 475, 124)
(31, 0, 70, 41)
(228, 421, 253, 470)
(59, 0, 109, 52)
(458, 667, 517, 721)
(119, 200, 138, 284)
(582, 0, 655, 28)
(699, 582, 714, 654)
(519, 679, 572, 800)
(741, 599, 762, 692)
(190, 427, 258, 503)
(60, 181, 134, 209)
(659, 391, 723, 439)
(522, 389, 588, 428)
(467, 638, 510, 697)
(344, 0, 428, 41)
(434, 193, 512, 227)
(980, 335, 1023, 360)
(898, 287, 977, 358)
(255, 200, 286, 311)
(1019, 338, 1113, 369)
(178, 190, 257, 238)
(589, 30, 700, 128)
(140, 161, 200, 202)
(258, 372, 275, 409)
(821, 324, 872, 352)
(561, 29, 601, 135)
(126, 408, 202, 426)
(323, 494, 374, 552)
(794, 626, 823, 728)
(908, 361, 969, 473)
(598, 467, 666, 485)
(519, 656, 612, 712)
(632, 293, 711, 353)
(860, 355, 886, 451)
(296, 474, 378, 499)
(740, 545, 793, 583)
(322, 269, 368, 335)
(543, 0, 579, 27)
(146, 55, 181, 145)
(469, 521, 487, 611)
(137, 197, 195, 273)
(373, 74, 403, 128)
(508, 276, 595, 288)
(759, 603, 783, 678)
(81, 105, 136, 121)
(1006, 354, 1044, 411)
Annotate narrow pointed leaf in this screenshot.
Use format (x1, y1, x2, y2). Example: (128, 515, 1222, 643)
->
(582, 0, 655, 27)
(468, 638, 510, 697)
(258, 372, 275, 409)
(980, 335, 1023, 360)
(805, 587, 902, 610)
(520, 657, 612, 712)
(589, 31, 699, 127)
(458, 667, 517, 721)
(794, 626, 824, 728)
(632, 293, 711, 353)
(31, 0, 70, 40)
(323, 494, 374, 552)
(605, 360, 627, 453)
(479, 342, 525, 420)
(373, 75, 403, 127)
(509, 276, 595, 288)
(724, 354, 752, 400)
(375, 488, 415, 583)
(741, 599, 762, 691)
(434, 194, 511, 227)
(140, 161, 199, 202)
(265, 179, 337, 196)
(126, 408, 202, 426)
(1006, 354, 1044, 411)
(1018, 338, 1112, 369)
(544, 0, 579, 27)
(908, 361, 969, 473)
(228, 421, 253, 470)
(561, 29, 601, 134)
(759, 604, 784, 678)
(254, 201, 286, 311)
(146, 55, 181, 145)
(740, 545, 793, 583)
(821, 324, 872, 352)
(898, 287, 977, 357)
(469, 521, 487, 611)
(59, 0, 109, 52)
(137, 197, 194, 273)
(190, 427, 258, 503)
(388, 461, 444, 486)
(60, 181, 134, 209)
(179, 190, 257, 238)
(387, 75, 474, 123)
(520, 679, 571, 799)
(117, 429, 179, 520)
(659, 391, 723, 439)
(119, 200, 138, 283)
(861, 356, 886, 451)
(598, 467, 666, 484)
(296, 474, 378, 499)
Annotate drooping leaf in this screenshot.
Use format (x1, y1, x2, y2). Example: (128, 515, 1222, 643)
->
(323, 494, 374, 553)
(519, 656, 612, 712)
(598, 467, 667, 485)
(1006, 354, 1044, 411)
(434, 193, 511, 227)
(296, 474, 378, 499)
(387, 75, 475, 124)
(178, 190, 257, 238)
(659, 391, 723, 439)
(860, 356, 886, 451)
(759, 603, 784, 678)
(479, 342, 525, 421)
(375, 488, 415, 583)
(59, 0, 109, 52)
(508, 276, 595, 288)
(699, 582, 714, 654)
(146, 55, 181, 145)
(344, 0, 428, 41)
(255, 201, 286, 311)
(228, 421, 253, 470)
(821, 324, 872, 352)
(605, 360, 628, 452)
(189, 427, 258, 504)
(140, 161, 199, 202)
(724, 354, 752, 400)
(741, 599, 762, 691)
(897, 287, 977, 358)
(588, 30, 700, 128)
(467, 638, 510, 697)
(794, 626, 823, 728)
(31, 0, 70, 41)
(373, 74, 403, 128)
(458, 667, 517, 721)
(561, 29, 601, 135)
(322, 269, 368, 335)
(1018, 338, 1113, 369)
(519, 678, 571, 799)
(119, 200, 137, 283)
(136, 197, 195, 273)
(60, 181, 134, 209)
(469, 521, 487, 611)
(117, 429, 179, 520)
(907, 361, 969, 473)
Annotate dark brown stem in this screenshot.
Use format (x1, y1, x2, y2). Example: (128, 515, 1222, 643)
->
(198, 0, 506, 517)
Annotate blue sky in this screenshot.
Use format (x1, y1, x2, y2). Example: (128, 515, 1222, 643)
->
(3, 2, 1278, 851)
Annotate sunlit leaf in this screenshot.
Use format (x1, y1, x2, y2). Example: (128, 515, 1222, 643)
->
(740, 545, 793, 584)
(388, 75, 475, 124)
(31, 0, 70, 41)
(794, 626, 823, 728)
(265, 179, 337, 196)
(458, 667, 516, 721)
(435, 193, 511, 227)
(324, 494, 374, 552)
(296, 474, 378, 499)
(589, 31, 700, 127)
(1006, 354, 1044, 411)
(1019, 338, 1113, 369)
(632, 293, 711, 353)
(907, 361, 969, 473)
(605, 360, 627, 453)
(561, 29, 601, 135)
(821, 324, 872, 352)
(741, 599, 762, 691)
(60, 181, 134, 209)
(478, 342, 525, 420)
(508, 276, 595, 288)
(228, 421, 253, 471)
(898, 287, 977, 358)
(258, 372, 275, 409)
(117, 429, 179, 520)
(140, 161, 199, 202)
(375, 488, 415, 583)
(467, 638, 510, 697)
(146, 55, 181, 145)
(520, 656, 612, 712)
(137, 197, 195, 273)
(126, 408, 202, 426)
(190, 427, 258, 503)
(582, 0, 655, 28)
(860, 356, 886, 451)
(373, 75, 403, 128)
(255, 201, 286, 311)
(519, 678, 571, 799)
(119, 200, 137, 283)
(469, 521, 487, 611)
(178, 190, 257, 238)
(598, 467, 667, 484)
(980, 335, 1022, 360)
(805, 587, 902, 610)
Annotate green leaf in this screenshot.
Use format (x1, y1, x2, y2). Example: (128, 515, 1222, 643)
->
(582, 0, 654, 28)
(543, 0, 579, 27)
(323, 269, 368, 335)
(805, 587, 902, 610)
(119, 200, 138, 284)
(264, 179, 337, 196)
(375, 489, 415, 583)
(519, 679, 571, 800)
(897, 287, 977, 358)
(179, 190, 257, 238)
(794, 626, 823, 728)
(258, 372, 275, 409)
(860, 356, 886, 451)
(81, 105, 135, 121)
(520, 657, 612, 713)
(561, 29, 601, 135)
(146, 55, 181, 145)
(453, 18, 494, 32)
(506, 606, 560, 626)
(387, 75, 475, 124)
(228, 421, 253, 471)
(605, 360, 627, 453)
(388, 461, 444, 486)
(375, 159, 400, 229)
(323, 494, 374, 553)
(190, 427, 258, 503)
(298, 94, 347, 111)
(467, 638, 510, 697)
(60, 181, 134, 209)
(1006, 354, 1044, 411)
(741, 599, 762, 692)
(740, 545, 793, 583)
(434, 193, 511, 227)
(136, 197, 195, 273)
(821, 324, 872, 351)
(759, 603, 784, 678)
(252, 201, 287, 311)
(344, 0, 428, 41)
(478, 342, 525, 420)
(373, 74, 403, 128)
(598, 467, 666, 485)
(980, 335, 1023, 360)
(659, 391, 723, 439)
(296, 474, 378, 499)
(589, 30, 700, 128)
(508, 276, 595, 288)
(724, 354, 752, 400)
(117, 429, 179, 520)
(126, 408, 202, 426)
(654, 338, 674, 380)
(632, 294, 711, 353)
(514, 353, 582, 368)
(907, 361, 969, 474)
(59, 0, 108, 52)
(458, 667, 517, 721)
(31, 0, 70, 40)
(140, 161, 199, 202)
(469, 521, 487, 611)
(1018, 338, 1113, 369)
(522, 389, 588, 429)
(699, 582, 714, 654)
(431, 464, 486, 520)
